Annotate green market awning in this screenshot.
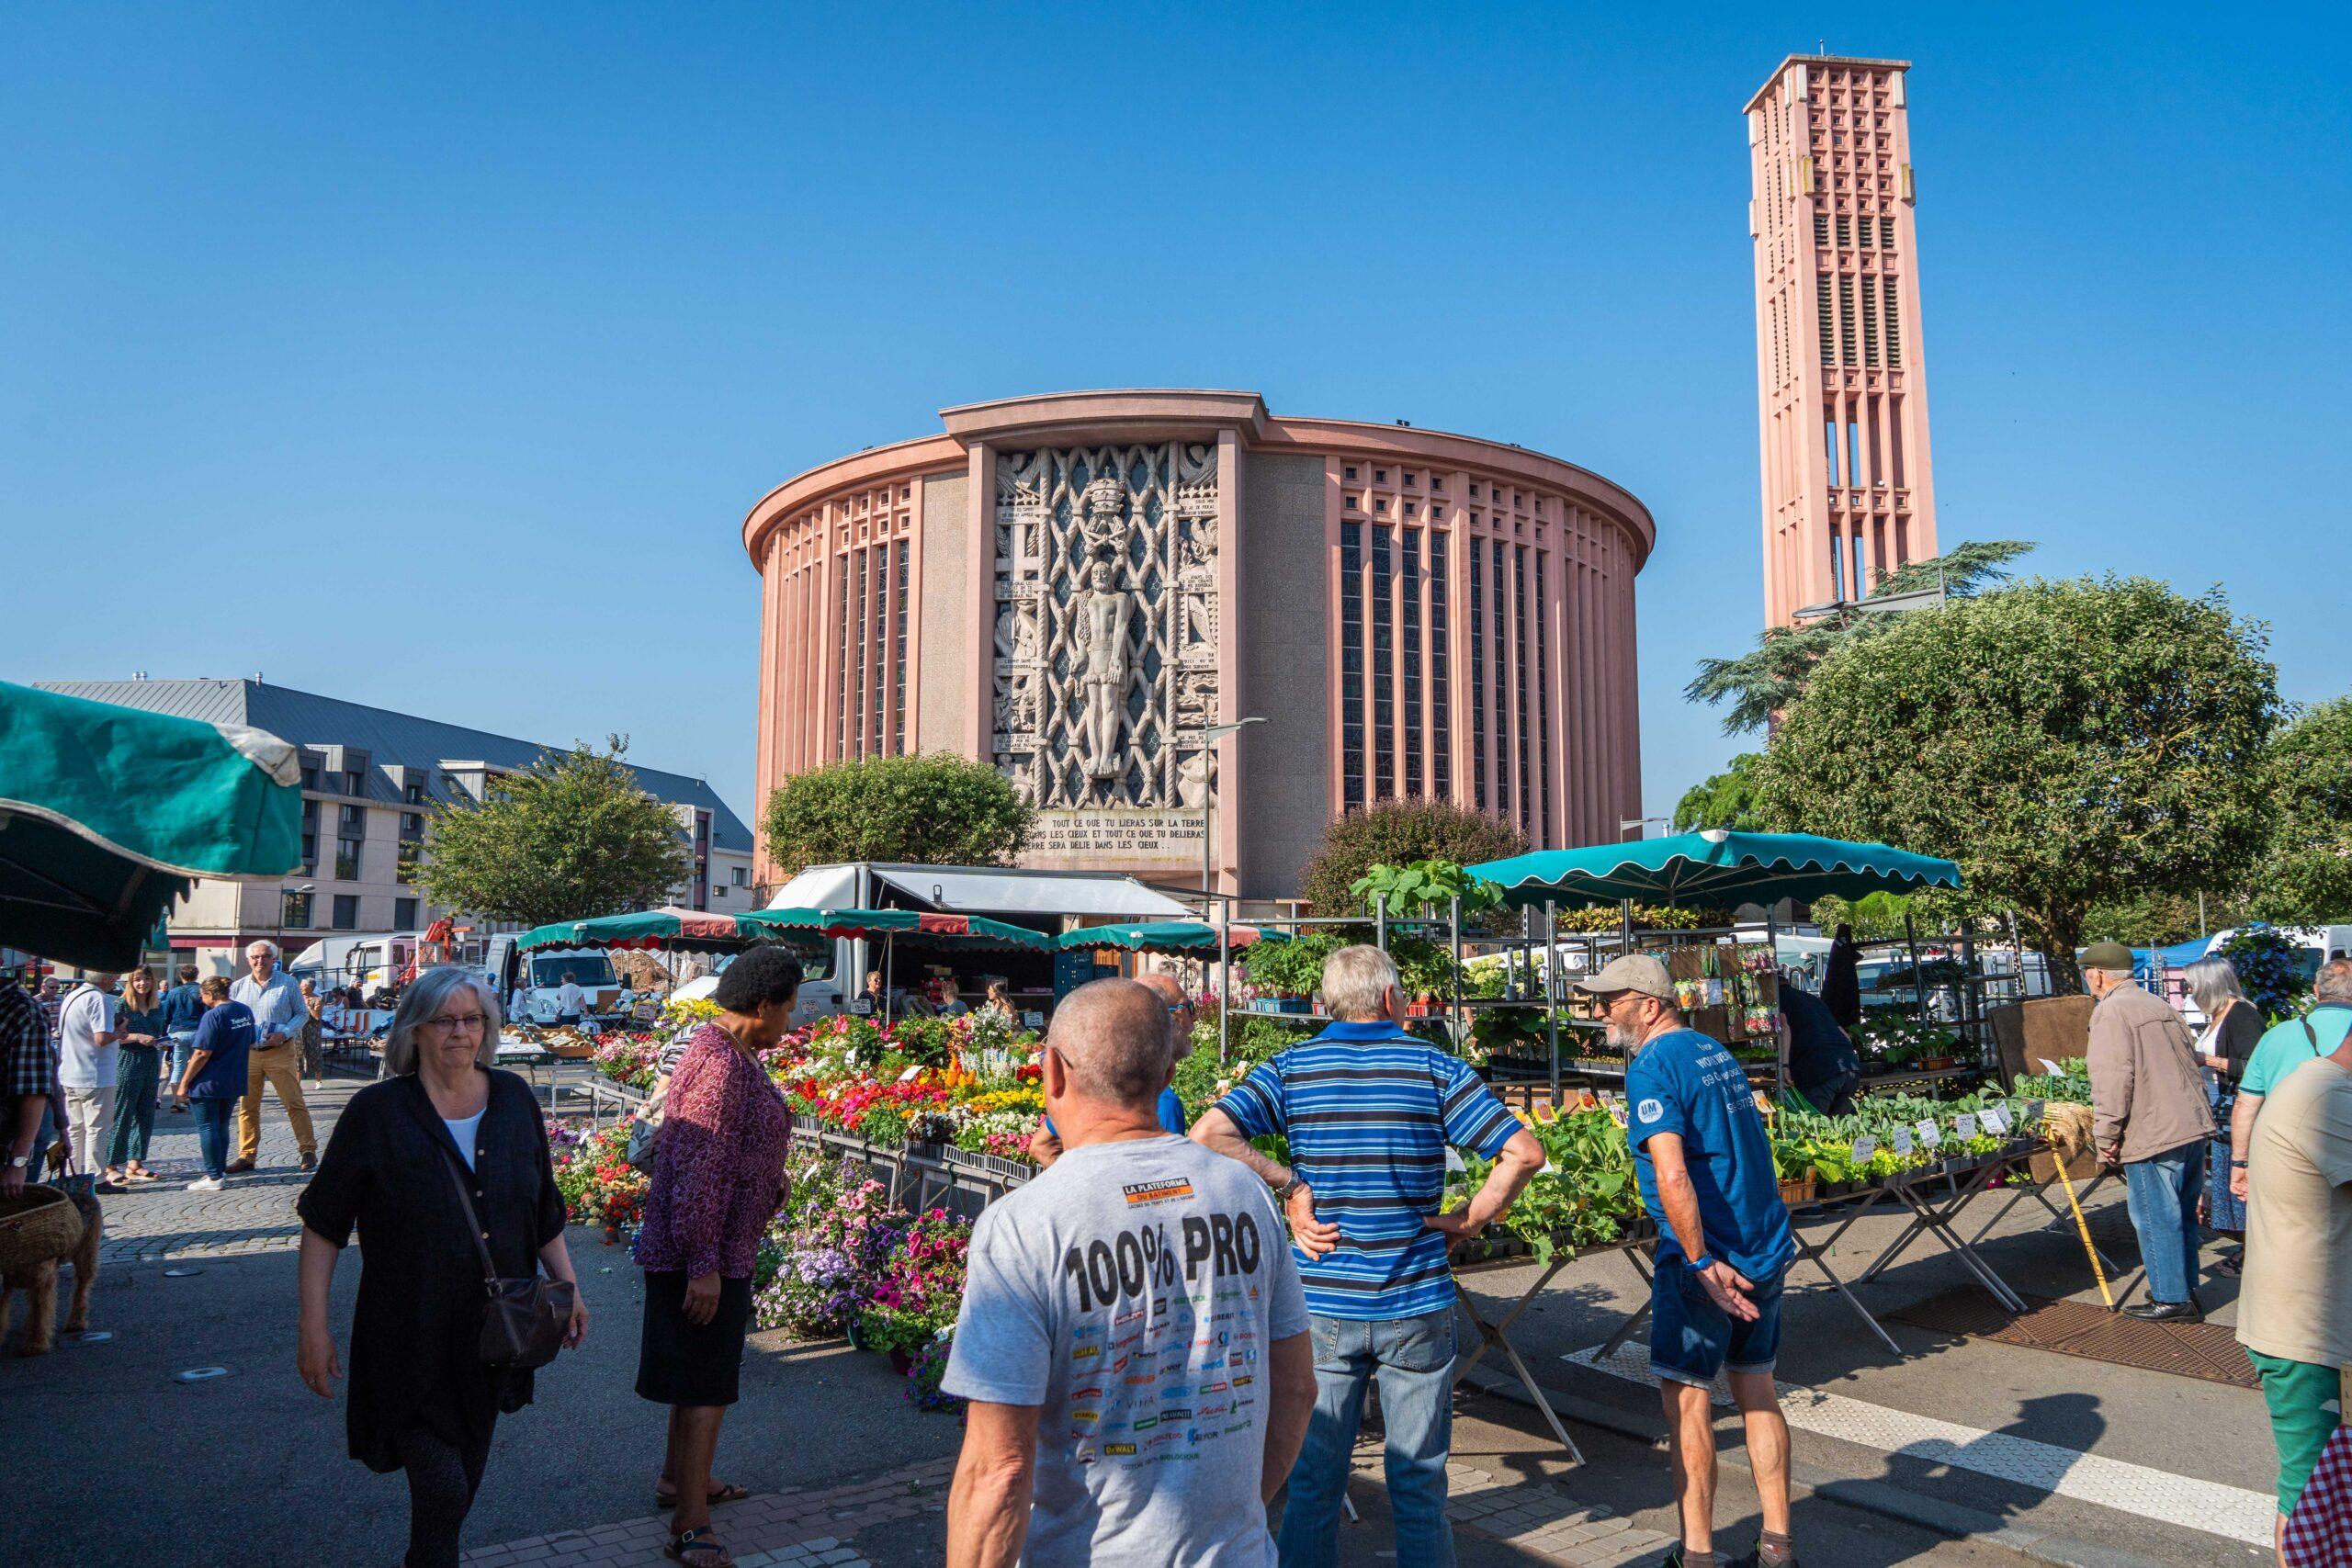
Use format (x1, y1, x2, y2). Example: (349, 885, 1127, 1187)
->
(1468, 830, 1962, 912)
(0, 681, 302, 969)
(516, 907, 764, 953)
(741, 906, 1053, 951)
(1057, 921, 1287, 955)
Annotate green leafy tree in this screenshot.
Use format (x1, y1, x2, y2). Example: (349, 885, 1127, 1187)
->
(761, 753, 1033, 875)
(1688, 541, 2035, 736)
(1300, 799, 1525, 918)
(1671, 752, 1770, 831)
(414, 737, 695, 930)
(1757, 577, 2280, 993)
(2245, 697, 2352, 924)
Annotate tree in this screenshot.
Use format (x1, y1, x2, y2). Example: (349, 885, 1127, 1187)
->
(1687, 541, 2035, 736)
(414, 737, 694, 930)
(1757, 576, 2280, 993)
(2245, 696, 2352, 924)
(761, 753, 1033, 875)
(1671, 752, 1770, 832)
(1299, 799, 1525, 918)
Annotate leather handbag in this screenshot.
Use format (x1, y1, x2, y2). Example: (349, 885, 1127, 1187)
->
(439, 1145, 574, 1371)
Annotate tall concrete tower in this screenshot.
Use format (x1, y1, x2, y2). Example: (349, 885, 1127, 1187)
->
(1747, 55, 1938, 627)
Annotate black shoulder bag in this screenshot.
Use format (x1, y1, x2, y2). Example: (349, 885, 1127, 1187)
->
(438, 1146, 575, 1371)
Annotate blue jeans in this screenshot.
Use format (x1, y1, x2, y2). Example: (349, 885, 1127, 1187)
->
(1278, 1309, 1457, 1568)
(2124, 1143, 2207, 1305)
(167, 1030, 197, 1094)
(190, 1099, 235, 1180)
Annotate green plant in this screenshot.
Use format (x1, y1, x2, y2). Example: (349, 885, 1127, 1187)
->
(760, 751, 1034, 874)
(1351, 859, 1506, 922)
(1300, 799, 1526, 920)
(2220, 925, 2310, 1023)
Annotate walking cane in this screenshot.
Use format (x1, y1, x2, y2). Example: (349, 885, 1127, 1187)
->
(2049, 1142, 2115, 1310)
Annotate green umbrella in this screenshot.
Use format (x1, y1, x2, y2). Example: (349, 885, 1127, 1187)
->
(0, 681, 302, 969)
(516, 907, 768, 953)
(741, 907, 1052, 951)
(1468, 829, 1962, 911)
(1057, 921, 1286, 954)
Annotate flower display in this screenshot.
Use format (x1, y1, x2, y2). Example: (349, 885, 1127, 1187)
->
(551, 1122, 650, 1230)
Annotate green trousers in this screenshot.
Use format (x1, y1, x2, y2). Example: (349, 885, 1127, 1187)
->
(107, 1044, 163, 1168)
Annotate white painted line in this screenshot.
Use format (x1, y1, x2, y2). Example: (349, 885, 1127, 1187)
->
(1565, 1340, 2276, 1548)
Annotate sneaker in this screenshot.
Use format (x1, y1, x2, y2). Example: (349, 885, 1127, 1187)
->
(223, 1159, 256, 1173)
(186, 1176, 225, 1192)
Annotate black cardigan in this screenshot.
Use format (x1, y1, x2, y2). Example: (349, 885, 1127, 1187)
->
(297, 1069, 567, 1472)
(2205, 998, 2265, 1083)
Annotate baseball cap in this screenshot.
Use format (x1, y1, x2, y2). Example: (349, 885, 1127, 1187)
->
(1571, 953, 1676, 1001)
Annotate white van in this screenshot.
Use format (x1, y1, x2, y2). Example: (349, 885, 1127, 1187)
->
(508, 947, 625, 1026)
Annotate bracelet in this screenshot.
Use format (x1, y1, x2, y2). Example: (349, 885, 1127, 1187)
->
(2230, 1160, 2249, 1168)
(1686, 1255, 1715, 1273)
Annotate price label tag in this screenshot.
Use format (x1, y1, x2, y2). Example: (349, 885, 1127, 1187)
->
(1753, 1090, 1776, 1118)
(1851, 1135, 1879, 1164)
(850, 998, 873, 1017)
(1985, 1104, 2012, 1134)
(1916, 1118, 1943, 1149)
(1606, 1100, 1629, 1128)
(2037, 1057, 2064, 1077)
(1891, 1127, 1914, 1156)
(1954, 1112, 1979, 1140)
(898, 1065, 923, 1083)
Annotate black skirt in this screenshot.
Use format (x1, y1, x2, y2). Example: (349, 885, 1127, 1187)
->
(636, 1269, 753, 1407)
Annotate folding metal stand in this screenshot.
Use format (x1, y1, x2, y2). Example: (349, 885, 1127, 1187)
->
(1852, 1156, 2034, 1315)
(1965, 1167, 2123, 1276)
(1448, 1248, 1591, 1466)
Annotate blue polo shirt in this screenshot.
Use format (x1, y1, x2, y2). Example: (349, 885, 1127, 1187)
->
(1042, 1088, 1188, 1142)
(186, 1002, 255, 1100)
(1213, 1021, 1521, 1321)
(1625, 1028, 1795, 1280)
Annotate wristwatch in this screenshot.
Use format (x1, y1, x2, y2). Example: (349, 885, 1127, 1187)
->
(1273, 1175, 1306, 1204)
(6, 1153, 28, 1170)
(2230, 1159, 2250, 1168)
(1686, 1254, 1716, 1273)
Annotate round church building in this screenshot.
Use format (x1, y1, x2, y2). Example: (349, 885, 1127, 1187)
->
(744, 389, 1653, 900)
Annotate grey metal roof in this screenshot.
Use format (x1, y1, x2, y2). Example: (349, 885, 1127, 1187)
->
(35, 679, 752, 854)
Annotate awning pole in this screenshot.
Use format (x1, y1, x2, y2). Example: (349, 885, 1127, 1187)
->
(1219, 897, 1232, 1064)
(1905, 912, 1926, 1016)
(884, 931, 895, 1029)
(1545, 898, 1560, 1104)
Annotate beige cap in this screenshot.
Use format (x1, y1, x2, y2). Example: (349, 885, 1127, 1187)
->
(1572, 953, 1675, 1001)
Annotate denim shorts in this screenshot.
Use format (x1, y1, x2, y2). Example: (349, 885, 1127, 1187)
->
(1650, 1257, 1786, 1387)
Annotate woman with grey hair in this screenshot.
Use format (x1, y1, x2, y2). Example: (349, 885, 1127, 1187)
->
(2185, 953, 2262, 1248)
(296, 966, 587, 1568)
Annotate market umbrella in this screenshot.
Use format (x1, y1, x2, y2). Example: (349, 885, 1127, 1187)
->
(0, 681, 302, 969)
(741, 907, 1053, 951)
(1056, 920, 1286, 954)
(517, 907, 761, 953)
(1468, 829, 1962, 911)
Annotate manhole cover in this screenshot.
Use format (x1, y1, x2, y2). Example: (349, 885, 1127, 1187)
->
(175, 1367, 229, 1382)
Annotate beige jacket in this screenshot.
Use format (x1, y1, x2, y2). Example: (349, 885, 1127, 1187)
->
(2087, 981, 2216, 1162)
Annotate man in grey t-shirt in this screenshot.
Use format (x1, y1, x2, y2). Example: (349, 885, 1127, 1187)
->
(944, 979, 1317, 1567)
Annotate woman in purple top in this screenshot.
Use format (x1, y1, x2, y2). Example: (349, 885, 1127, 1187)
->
(633, 945, 800, 1568)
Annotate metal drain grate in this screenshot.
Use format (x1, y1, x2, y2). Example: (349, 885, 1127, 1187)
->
(1891, 1288, 2258, 1388)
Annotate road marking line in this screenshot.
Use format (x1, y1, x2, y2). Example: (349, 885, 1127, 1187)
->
(1565, 1339, 2275, 1548)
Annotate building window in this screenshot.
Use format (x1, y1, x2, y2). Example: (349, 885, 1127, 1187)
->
(1860, 276, 1880, 367)
(1374, 468, 1387, 483)
(1494, 540, 1511, 819)
(332, 895, 359, 931)
(837, 546, 854, 759)
(1344, 466, 1357, 481)
(395, 842, 420, 886)
(1371, 524, 1394, 799)
(400, 813, 424, 840)
(1468, 542, 1486, 809)
(338, 804, 367, 836)
(1884, 284, 1902, 367)
(300, 762, 320, 791)
(345, 770, 367, 796)
(393, 897, 418, 930)
(335, 839, 362, 881)
(300, 832, 318, 874)
(1513, 547, 1532, 834)
(1817, 274, 1835, 363)
(1430, 534, 1452, 801)
(893, 540, 909, 754)
(281, 891, 313, 931)
(1533, 551, 1552, 848)
(1401, 526, 1423, 795)
(731, 865, 749, 887)
(1340, 522, 1364, 809)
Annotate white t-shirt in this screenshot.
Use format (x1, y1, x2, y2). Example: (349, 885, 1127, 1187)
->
(942, 1134, 1309, 1567)
(56, 986, 120, 1089)
(444, 1109, 487, 1171)
(555, 982, 588, 1017)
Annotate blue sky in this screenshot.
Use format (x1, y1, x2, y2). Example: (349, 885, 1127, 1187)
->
(6, 3, 2348, 830)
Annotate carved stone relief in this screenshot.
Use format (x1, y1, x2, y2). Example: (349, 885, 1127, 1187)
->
(991, 442, 1219, 818)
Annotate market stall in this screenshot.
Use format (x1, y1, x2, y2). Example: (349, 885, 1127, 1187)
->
(740, 906, 1055, 1024)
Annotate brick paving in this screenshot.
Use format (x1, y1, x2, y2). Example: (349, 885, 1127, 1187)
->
(92, 1075, 362, 1264)
(458, 1455, 951, 1565)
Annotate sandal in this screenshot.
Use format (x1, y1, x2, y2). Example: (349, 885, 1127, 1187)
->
(664, 1528, 732, 1565)
(656, 1480, 750, 1507)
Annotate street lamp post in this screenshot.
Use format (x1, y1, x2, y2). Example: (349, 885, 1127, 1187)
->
(1199, 716, 1266, 898)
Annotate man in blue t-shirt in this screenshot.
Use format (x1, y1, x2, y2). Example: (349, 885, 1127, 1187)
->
(172, 978, 255, 1191)
(1194, 945, 1544, 1568)
(1029, 973, 1193, 1166)
(1577, 953, 1798, 1568)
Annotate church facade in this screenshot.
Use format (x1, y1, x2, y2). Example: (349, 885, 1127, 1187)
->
(743, 389, 1653, 900)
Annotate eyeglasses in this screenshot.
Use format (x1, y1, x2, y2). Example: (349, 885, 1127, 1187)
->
(424, 1013, 489, 1034)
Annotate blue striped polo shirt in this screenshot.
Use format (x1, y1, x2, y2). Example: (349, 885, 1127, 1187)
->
(1213, 1021, 1521, 1321)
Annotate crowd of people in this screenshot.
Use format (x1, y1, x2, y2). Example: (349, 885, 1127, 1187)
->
(2, 940, 324, 1201)
(10, 926, 2351, 1568)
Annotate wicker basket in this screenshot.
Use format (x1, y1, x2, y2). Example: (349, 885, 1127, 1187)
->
(0, 1185, 85, 1274)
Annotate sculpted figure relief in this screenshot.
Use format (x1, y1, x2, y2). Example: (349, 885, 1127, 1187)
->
(1073, 558, 1131, 780)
